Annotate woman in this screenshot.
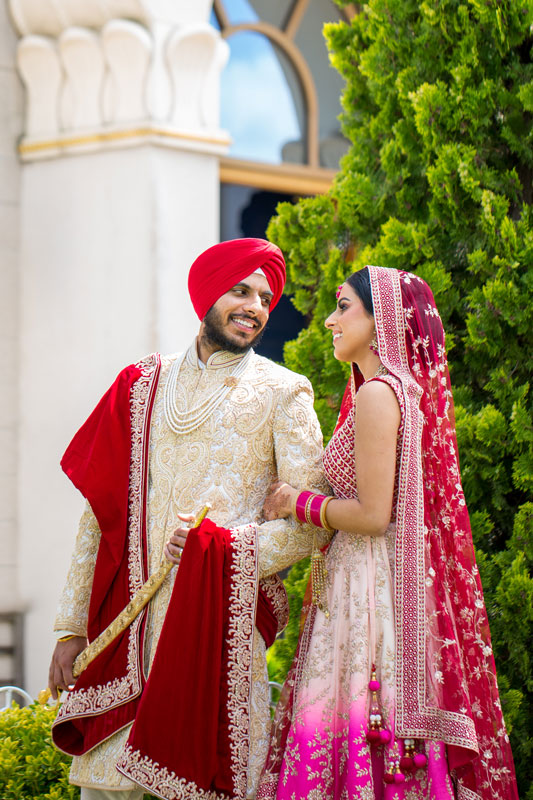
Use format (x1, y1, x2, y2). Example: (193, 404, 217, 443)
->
(258, 266, 518, 800)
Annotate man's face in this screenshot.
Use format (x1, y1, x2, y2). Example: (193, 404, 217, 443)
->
(199, 272, 273, 356)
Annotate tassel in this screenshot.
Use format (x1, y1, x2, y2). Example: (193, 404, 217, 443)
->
(311, 531, 329, 618)
(365, 665, 391, 745)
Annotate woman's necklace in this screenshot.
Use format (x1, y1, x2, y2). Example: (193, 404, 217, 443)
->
(373, 364, 388, 378)
(163, 349, 253, 435)
(363, 363, 388, 382)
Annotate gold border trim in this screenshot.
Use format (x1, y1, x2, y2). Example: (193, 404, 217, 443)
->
(18, 127, 231, 156)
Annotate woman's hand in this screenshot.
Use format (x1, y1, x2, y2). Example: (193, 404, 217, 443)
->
(164, 513, 194, 564)
(263, 481, 298, 521)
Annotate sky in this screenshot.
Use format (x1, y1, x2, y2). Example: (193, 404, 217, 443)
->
(212, 0, 301, 164)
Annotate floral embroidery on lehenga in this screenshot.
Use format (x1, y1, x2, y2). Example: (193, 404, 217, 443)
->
(268, 374, 454, 800)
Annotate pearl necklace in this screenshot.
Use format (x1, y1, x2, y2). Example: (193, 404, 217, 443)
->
(163, 348, 253, 435)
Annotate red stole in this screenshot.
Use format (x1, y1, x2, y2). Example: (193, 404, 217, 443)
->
(53, 356, 158, 754)
(117, 518, 265, 798)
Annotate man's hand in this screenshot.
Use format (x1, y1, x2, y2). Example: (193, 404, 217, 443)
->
(263, 481, 298, 521)
(48, 636, 87, 699)
(164, 513, 195, 565)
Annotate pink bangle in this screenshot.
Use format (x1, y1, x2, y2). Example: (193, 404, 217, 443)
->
(294, 491, 314, 524)
(294, 492, 335, 532)
(320, 496, 335, 532)
(309, 494, 325, 528)
(308, 494, 335, 532)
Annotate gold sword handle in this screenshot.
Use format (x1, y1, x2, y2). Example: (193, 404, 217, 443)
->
(72, 503, 211, 678)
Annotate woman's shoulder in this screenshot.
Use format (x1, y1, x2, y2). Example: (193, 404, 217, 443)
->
(357, 374, 399, 398)
(356, 375, 402, 424)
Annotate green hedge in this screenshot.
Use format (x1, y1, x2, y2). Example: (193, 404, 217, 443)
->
(0, 702, 78, 800)
(0, 701, 159, 800)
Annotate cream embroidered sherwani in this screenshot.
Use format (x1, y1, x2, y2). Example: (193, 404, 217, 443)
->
(55, 344, 328, 797)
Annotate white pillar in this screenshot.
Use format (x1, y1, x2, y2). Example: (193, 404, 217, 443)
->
(0, 1, 23, 625)
(9, 0, 228, 695)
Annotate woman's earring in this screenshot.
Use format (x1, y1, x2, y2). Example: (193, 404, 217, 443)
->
(370, 334, 379, 355)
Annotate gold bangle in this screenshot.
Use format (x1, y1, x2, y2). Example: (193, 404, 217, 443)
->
(291, 490, 298, 519)
(304, 494, 316, 525)
(320, 496, 335, 533)
(57, 634, 77, 643)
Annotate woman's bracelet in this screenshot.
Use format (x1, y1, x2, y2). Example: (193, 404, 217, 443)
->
(294, 491, 335, 533)
(294, 490, 314, 524)
(320, 496, 334, 532)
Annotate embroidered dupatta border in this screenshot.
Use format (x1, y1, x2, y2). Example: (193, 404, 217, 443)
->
(369, 266, 478, 750)
(116, 523, 259, 800)
(54, 354, 161, 723)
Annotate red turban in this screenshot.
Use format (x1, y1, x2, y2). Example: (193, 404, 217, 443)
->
(188, 238, 286, 320)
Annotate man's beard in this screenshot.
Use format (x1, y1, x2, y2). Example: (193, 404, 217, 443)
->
(201, 306, 266, 355)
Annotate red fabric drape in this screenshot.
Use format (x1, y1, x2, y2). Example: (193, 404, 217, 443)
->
(54, 360, 158, 755)
(60, 363, 143, 636)
(117, 516, 277, 799)
(118, 519, 238, 795)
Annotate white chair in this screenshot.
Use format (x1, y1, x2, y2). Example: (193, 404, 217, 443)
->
(0, 685, 34, 711)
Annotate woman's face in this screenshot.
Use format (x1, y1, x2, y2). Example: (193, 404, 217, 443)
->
(325, 282, 375, 363)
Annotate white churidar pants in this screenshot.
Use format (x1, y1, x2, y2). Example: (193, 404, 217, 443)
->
(80, 789, 144, 800)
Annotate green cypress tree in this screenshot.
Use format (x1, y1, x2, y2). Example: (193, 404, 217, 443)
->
(267, 0, 533, 794)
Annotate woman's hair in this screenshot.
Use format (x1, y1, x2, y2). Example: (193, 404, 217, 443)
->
(345, 267, 373, 315)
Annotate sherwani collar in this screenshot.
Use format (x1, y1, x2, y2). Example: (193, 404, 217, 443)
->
(185, 340, 253, 371)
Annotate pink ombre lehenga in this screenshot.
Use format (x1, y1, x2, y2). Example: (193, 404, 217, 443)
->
(258, 267, 518, 800)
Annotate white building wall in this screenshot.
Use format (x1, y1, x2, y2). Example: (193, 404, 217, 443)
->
(0, 3, 22, 617)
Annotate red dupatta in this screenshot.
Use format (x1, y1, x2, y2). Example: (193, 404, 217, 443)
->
(368, 266, 517, 799)
(117, 518, 267, 799)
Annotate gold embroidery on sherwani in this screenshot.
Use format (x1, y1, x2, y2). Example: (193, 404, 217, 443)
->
(55, 503, 100, 638)
(55, 344, 329, 794)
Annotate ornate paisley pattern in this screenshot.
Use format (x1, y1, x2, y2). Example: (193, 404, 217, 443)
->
(55, 343, 329, 792)
(258, 574, 290, 636)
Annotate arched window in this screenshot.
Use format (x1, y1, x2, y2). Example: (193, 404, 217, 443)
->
(213, 0, 355, 194)
(219, 30, 303, 165)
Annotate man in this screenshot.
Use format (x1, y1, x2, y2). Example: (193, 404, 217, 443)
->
(48, 238, 328, 800)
